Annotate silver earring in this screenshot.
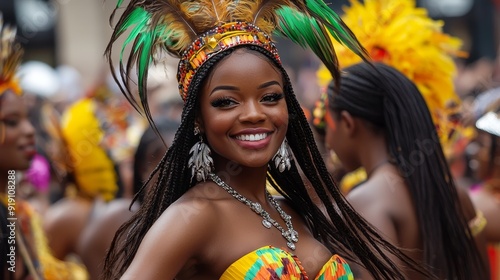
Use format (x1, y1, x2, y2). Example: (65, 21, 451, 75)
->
(273, 139, 293, 172)
(188, 127, 214, 182)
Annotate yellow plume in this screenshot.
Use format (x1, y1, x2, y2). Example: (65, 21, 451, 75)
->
(0, 15, 23, 96)
(317, 0, 466, 153)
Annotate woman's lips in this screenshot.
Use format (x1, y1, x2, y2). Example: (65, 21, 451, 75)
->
(233, 132, 272, 149)
(20, 145, 36, 159)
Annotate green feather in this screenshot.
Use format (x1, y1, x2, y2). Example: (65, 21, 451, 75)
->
(305, 0, 367, 60)
(119, 8, 150, 60)
(276, 6, 339, 81)
(114, 6, 156, 108)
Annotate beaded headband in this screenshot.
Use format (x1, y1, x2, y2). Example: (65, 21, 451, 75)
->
(177, 22, 280, 101)
(107, 0, 368, 111)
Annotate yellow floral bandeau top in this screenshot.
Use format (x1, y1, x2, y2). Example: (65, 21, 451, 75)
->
(220, 246, 353, 280)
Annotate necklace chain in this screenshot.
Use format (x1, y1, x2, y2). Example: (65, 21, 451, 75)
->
(209, 173, 299, 250)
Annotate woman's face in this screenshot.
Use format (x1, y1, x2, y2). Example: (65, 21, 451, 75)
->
(199, 49, 288, 170)
(324, 105, 359, 172)
(0, 91, 36, 171)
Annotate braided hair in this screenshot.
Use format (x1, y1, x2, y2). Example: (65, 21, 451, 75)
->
(103, 48, 429, 280)
(328, 62, 488, 279)
(132, 118, 179, 204)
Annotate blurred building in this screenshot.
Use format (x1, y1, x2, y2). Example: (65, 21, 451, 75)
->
(418, 0, 498, 64)
(1, 0, 498, 91)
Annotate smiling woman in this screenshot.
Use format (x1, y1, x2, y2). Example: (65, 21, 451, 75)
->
(198, 49, 288, 171)
(102, 1, 431, 279)
(0, 93, 36, 171)
(0, 16, 88, 280)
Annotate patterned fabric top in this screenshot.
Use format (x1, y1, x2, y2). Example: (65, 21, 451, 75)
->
(220, 245, 353, 280)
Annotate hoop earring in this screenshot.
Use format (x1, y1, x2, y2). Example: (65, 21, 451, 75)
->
(188, 126, 213, 182)
(273, 139, 293, 172)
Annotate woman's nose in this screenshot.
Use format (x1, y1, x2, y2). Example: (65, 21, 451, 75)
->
(239, 101, 266, 123)
(22, 118, 35, 138)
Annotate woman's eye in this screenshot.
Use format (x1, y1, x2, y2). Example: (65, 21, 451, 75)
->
(2, 119, 19, 127)
(261, 93, 284, 103)
(211, 98, 237, 108)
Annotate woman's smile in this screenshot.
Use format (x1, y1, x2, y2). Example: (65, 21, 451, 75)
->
(233, 130, 273, 149)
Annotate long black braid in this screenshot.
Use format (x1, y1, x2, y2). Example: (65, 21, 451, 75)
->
(328, 62, 488, 279)
(103, 49, 430, 279)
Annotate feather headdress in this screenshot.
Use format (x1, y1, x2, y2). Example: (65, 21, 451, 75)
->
(0, 15, 23, 96)
(315, 0, 466, 151)
(106, 0, 368, 114)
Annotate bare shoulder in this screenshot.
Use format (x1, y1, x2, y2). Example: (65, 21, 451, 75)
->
(44, 197, 92, 227)
(121, 182, 225, 279)
(346, 167, 412, 218)
(455, 185, 476, 220)
(168, 181, 229, 226)
(146, 180, 231, 246)
(79, 199, 135, 245)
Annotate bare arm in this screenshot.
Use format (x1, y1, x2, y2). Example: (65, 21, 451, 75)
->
(120, 198, 217, 280)
(43, 200, 89, 260)
(346, 186, 400, 280)
(78, 200, 135, 279)
(456, 186, 490, 275)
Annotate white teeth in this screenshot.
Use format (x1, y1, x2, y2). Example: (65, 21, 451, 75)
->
(236, 133, 267, 141)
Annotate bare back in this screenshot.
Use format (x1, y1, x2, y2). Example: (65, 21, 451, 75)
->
(347, 164, 423, 279)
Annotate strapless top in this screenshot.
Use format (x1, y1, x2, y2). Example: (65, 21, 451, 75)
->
(220, 245, 353, 279)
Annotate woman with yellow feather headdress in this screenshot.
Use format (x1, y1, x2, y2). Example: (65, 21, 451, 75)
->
(314, 0, 489, 279)
(0, 15, 88, 280)
(316, 0, 469, 156)
(101, 0, 434, 279)
(314, 0, 472, 195)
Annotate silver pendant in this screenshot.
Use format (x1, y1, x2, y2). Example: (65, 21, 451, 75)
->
(209, 173, 299, 250)
(262, 220, 272, 229)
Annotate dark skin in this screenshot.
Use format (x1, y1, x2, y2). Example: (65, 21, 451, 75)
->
(120, 49, 333, 279)
(326, 110, 488, 279)
(43, 195, 97, 261)
(0, 91, 36, 280)
(470, 130, 500, 243)
(78, 132, 172, 279)
(0, 92, 36, 173)
(77, 198, 137, 279)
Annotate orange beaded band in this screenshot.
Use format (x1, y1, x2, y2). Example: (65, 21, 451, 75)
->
(177, 22, 280, 101)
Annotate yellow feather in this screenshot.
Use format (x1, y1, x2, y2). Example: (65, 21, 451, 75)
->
(0, 16, 23, 95)
(316, 0, 466, 157)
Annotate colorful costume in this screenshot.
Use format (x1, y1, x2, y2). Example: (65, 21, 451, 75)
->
(221, 246, 353, 280)
(1, 195, 88, 280)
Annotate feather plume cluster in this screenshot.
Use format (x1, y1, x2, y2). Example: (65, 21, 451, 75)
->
(107, 0, 368, 111)
(0, 15, 23, 95)
(316, 0, 466, 153)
